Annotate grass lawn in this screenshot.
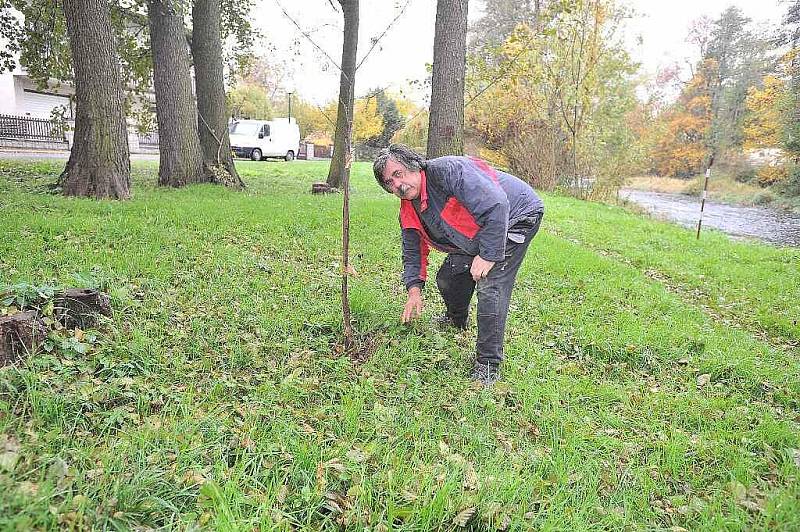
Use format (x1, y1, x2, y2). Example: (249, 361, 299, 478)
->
(1, 159, 799, 530)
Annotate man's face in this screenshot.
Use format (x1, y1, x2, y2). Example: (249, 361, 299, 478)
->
(381, 158, 422, 200)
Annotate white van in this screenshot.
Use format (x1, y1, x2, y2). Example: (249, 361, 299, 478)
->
(229, 118, 300, 161)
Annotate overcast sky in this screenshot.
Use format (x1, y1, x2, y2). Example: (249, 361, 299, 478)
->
(252, 0, 787, 106)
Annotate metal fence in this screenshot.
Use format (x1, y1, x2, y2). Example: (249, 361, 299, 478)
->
(0, 114, 67, 142)
(137, 131, 159, 148)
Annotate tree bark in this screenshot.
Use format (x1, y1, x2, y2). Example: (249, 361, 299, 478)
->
(59, 0, 131, 199)
(326, 0, 359, 189)
(191, 0, 245, 189)
(54, 288, 112, 329)
(148, 0, 204, 187)
(0, 311, 46, 366)
(427, 0, 468, 158)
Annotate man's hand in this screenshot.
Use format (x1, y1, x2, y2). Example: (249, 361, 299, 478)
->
(401, 286, 423, 323)
(470, 255, 495, 282)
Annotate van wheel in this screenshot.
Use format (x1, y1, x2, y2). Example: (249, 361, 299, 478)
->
(285, 150, 295, 162)
(250, 148, 262, 161)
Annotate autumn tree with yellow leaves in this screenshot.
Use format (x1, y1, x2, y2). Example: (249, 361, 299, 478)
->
(649, 60, 716, 177)
(744, 75, 785, 150)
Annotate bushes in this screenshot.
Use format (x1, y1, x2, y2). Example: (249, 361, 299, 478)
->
(752, 189, 776, 205)
(774, 164, 800, 197)
(756, 165, 789, 186)
(734, 166, 758, 183)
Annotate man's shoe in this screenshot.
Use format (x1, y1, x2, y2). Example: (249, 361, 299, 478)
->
(434, 314, 468, 331)
(471, 362, 500, 387)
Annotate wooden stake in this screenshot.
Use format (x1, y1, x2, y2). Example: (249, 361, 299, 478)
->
(696, 155, 714, 240)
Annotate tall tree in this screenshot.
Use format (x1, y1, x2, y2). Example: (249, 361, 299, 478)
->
(192, 0, 244, 188)
(778, 0, 800, 159)
(325, 0, 359, 189)
(469, 0, 540, 52)
(148, 0, 204, 187)
(60, 0, 131, 199)
(0, 1, 22, 73)
(705, 7, 771, 154)
(743, 75, 784, 150)
(364, 89, 403, 148)
(650, 60, 715, 177)
(427, 0, 468, 158)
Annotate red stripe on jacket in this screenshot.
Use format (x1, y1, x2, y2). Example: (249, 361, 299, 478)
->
(468, 156, 499, 184)
(440, 197, 480, 238)
(399, 200, 430, 281)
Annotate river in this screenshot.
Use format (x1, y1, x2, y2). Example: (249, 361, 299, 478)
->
(618, 188, 800, 247)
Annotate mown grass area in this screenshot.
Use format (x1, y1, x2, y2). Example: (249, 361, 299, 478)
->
(1, 158, 799, 530)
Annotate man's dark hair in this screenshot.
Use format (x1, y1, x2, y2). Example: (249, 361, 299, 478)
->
(373, 144, 426, 191)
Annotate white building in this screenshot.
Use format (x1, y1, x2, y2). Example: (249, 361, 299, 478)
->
(0, 67, 75, 119)
(0, 66, 157, 153)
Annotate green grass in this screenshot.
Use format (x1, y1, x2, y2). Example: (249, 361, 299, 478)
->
(1, 159, 799, 530)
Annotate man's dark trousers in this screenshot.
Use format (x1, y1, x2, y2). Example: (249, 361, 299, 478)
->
(435, 212, 543, 368)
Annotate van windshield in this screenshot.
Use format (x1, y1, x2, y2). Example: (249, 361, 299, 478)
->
(229, 122, 261, 136)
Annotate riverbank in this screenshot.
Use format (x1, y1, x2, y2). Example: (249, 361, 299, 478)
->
(626, 175, 800, 213)
(618, 188, 800, 246)
(1, 159, 799, 529)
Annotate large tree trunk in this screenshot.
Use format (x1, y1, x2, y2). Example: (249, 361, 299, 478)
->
(148, 0, 204, 187)
(427, 0, 468, 158)
(59, 0, 131, 199)
(191, 0, 245, 189)
(326, 0, 359, 189)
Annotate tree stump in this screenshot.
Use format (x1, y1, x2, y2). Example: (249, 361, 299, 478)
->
(311, 182, 336, 194)
(0, 311, 47, 366)
(54, 288, 112, 329)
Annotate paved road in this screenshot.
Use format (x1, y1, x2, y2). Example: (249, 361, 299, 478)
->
(0, 150, 159, 161)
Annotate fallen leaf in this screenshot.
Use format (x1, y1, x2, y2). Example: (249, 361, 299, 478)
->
(345, 448, 366, 463)
(16, 481, 39, 496)
(791, 449, 800, 468)
(495, 430, 513, 452)
(276, 484, 288, 505)
(324, 491, 350, 514)
(438, 441, 450, 456)
(182, 470, 207, 486)
(400, 489, 418, 502)
(463, 465, 479, 491)
(729, 480, 747, 501)
(453, 507, 476, 527)
(740, 499, 764, 512)
(72, 494, 88, 506)
(48, 458, 69, 483)
(498, 514, 511, 530)
(0, 451, 19, 472)
(324, 458, 346, 473)
(697, 374, 711, 387)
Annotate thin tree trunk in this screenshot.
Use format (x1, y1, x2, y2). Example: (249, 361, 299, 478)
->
(191, 0, 245, 189)
(59, 0, 131, 199)
(149, 0, 204, 187)
(326, 0, 359, 189)
(341, 152, 353, 348)
(427, 0, 468, 158)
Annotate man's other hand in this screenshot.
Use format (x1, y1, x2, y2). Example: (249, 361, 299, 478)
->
(402, 286, 423, 323)
(470, 255, 496, 282)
